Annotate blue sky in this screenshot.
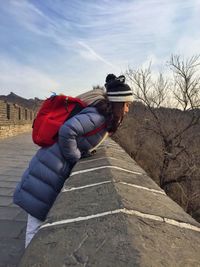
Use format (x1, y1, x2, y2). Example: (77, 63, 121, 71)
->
(0, 0, 200, 99)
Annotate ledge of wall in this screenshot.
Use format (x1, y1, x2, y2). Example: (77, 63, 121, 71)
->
(0, 100, 34, 139)
(19, 139, 200, 267)
(0, 124, 32, 139)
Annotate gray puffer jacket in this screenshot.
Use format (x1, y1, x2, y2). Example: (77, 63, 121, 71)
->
(13, 107, 107, 221)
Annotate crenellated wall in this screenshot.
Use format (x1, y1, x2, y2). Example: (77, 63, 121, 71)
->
(0, 100, 35, 139)
(18, 139, 200, 267)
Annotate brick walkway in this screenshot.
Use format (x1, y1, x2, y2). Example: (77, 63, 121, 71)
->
(0, 133, 37, 267)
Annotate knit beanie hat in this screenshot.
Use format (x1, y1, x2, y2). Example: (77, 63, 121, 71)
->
(105, 74, 134, 102)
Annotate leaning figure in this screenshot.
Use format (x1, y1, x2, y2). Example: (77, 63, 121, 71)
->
(13, 74, 134, 248)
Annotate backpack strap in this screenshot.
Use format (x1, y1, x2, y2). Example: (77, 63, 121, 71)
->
(89, 132, 109, 153)
(83, 123, 106, 137)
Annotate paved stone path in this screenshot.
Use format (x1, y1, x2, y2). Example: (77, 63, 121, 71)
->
(0, 133, 37, 267)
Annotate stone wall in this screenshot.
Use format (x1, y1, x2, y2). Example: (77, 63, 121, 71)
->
(0, 100, 35, 139)
(19, 139, 200, 267)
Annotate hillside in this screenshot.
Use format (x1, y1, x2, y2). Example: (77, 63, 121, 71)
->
(113, 101, 200, 223)
(0, 92, 43, 110)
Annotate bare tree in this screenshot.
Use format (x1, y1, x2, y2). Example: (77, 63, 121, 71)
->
(170, 55, 200, 111)
(123, 55, 200, 217)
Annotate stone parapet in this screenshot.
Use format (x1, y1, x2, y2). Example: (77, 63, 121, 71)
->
(19, 139, 200, 267)
(0, 124, 32, 139)
(0, 100, 34, 139)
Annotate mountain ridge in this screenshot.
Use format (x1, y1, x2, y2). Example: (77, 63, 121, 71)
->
(0, 92, 43, 110)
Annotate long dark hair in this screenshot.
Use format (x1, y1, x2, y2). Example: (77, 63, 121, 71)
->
(92, 98, 125, 135)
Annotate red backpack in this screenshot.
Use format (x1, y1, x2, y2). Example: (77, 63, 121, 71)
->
(32, 94, 105, 147)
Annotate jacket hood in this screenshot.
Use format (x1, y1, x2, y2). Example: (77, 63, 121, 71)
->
(76, 89, 106, 106)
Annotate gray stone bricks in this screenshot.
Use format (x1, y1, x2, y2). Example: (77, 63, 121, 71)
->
(0, 133, 37, 267)
(19, 139, 200, 267)
(0, 99, 34, 139)
(1, 134, 200, 267)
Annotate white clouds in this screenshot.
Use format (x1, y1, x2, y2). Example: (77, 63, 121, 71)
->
(68, 0, 187, 67)
(77, 41, 118, 69)
(172, 0, 200, 57)
(0, 0, 200, 98)
(175, 36, 200, 57)
(141, 54, 160, 69)
(6, 0, 199, 64)
(0, 56, 60, 98)
(4, 0, 73, 51)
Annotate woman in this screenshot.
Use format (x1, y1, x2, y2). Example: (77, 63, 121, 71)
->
(13, 74, 134, 248)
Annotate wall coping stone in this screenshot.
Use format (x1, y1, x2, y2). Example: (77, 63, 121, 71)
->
(19, 139, 200, 267)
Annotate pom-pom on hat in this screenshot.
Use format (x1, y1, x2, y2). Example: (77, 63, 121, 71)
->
(105, 74, 134, 102)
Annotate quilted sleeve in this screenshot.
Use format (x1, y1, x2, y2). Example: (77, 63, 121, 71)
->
(58, 110, 105, 163)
